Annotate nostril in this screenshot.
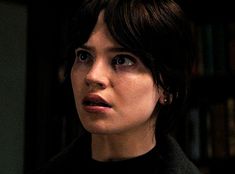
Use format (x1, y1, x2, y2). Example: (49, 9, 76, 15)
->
(85, 79, 106, 91)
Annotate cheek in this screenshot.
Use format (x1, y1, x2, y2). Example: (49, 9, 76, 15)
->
(70, 69, 85, 103)
(116, 76, 159, 118)
(131, 84, 158, 114)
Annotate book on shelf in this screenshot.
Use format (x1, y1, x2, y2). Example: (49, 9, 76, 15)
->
(211, 23, 228, 75)
(227, 97, 235, 157)
(205, 109, 213, 159)
(200, 23, 214, 76)
(228, 23, 235, 74)
(185, 107, 201, 161)
(191, 23, 204, 76)
(209, 102, 228, 158)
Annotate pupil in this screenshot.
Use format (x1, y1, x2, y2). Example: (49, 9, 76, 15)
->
(80, 53, 87, 60)
(117, 57, 125, 64)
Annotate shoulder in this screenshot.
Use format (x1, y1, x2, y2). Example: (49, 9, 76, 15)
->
(27, 134, 91, 174)
(157, 134, 202, 174)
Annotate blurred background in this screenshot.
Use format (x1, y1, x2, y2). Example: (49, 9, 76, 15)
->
(0, 0, 27, 174)
(0, 0, 235, 174)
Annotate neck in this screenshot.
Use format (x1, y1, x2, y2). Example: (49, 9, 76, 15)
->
(91, 129, 156, 162)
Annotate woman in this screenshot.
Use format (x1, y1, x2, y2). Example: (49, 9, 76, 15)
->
(32, 0, 201, 173)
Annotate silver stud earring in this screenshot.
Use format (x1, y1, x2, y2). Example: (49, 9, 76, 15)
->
(163, 98, 168, 104)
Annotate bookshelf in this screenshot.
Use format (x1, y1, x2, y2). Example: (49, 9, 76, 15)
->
(176, 0, 235, 173)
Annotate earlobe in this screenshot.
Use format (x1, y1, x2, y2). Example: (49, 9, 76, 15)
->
(157, 84, 173, 105)
(159, 92, 173, 105)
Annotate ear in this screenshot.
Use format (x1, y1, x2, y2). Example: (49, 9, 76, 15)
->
(159, 91, 173, 105)
(157, 74, 173, 105)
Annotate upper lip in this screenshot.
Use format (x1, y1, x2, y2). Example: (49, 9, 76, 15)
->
(82, 94, 112, 107)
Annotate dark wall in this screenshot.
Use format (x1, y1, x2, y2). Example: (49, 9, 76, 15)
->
(24, 1, 82, 173)
(0, 1, 27, 174)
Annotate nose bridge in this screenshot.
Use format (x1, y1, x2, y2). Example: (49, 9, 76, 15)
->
(86, 58, 109, 85)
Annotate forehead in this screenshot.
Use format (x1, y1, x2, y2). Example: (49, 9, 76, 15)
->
(85, 10, 121, 48)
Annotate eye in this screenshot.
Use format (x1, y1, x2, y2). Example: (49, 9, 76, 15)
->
(112, 55, 135, 67)
(75, 50, 92, 63)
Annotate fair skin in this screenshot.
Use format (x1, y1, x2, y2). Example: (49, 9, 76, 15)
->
(71, 11, 165, 161)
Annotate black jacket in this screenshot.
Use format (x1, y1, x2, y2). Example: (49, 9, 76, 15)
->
(29, 134, 202, 174)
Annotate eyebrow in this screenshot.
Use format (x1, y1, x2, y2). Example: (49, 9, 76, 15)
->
(79, 45, 133, 53)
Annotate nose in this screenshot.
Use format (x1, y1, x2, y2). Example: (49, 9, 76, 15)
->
(85, 61, 109, 90)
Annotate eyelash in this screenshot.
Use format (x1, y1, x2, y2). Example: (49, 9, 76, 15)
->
(75, 50, 136, 68)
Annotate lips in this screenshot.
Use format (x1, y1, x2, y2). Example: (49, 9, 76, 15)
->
(82, 94, 112, 108)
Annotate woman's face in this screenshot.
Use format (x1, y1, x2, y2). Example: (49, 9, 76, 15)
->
(71, 12, 161, 135)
